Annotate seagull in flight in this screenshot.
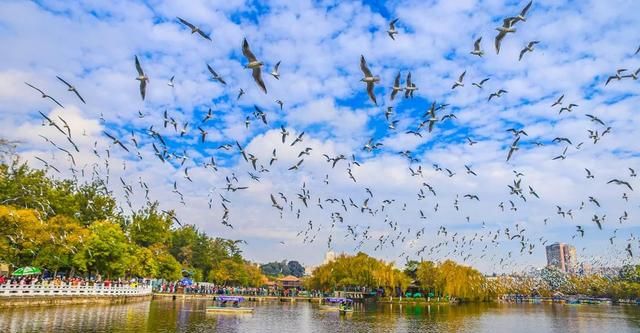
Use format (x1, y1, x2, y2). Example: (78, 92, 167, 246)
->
(519, 41, 540, 61)
(360, 55, 380, 105)
(605, 69, 627, 86)
(176, 17, 212, 41)
(270, 61, 281, 80)
(242, 38, 267, 94)
(387, 18, 399, 40)
(56, 76, 86, 104)
(585, 114, 606, 126)
(207, 64, 227, 85)
(607, 179, 633, 191)
(390, 73, 403, 101)
(280, 126, 290, 143)
(134, 55, 149, 101)
(495, 17, 517, 54)
(470, 37, 484, 57)
(507, 136, 520, 162)
(472, 78, 490, 89)
(551, 94, 564, 107)
(24, 82, 64, 108)
(514, 1, 533, 23)
(488, 89, 507, 101)
(451, 71, 466, 89)
(404, 72, 417, 98)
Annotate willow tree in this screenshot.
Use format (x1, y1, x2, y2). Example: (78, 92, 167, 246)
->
(306, 252, 409, 295)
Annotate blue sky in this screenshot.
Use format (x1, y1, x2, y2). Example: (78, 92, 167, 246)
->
(1, 0, 639, 273)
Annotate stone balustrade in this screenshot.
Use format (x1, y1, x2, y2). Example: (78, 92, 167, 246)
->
(0, 283, 152, 297)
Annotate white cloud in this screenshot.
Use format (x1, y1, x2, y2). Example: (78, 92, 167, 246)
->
(0, 0, 639, 272)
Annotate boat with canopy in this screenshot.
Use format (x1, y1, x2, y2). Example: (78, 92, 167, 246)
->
(320, 297, 354, 313)
(206, 296, 254, 313)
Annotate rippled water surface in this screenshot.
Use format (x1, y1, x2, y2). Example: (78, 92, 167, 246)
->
(1, 299, 639, 332)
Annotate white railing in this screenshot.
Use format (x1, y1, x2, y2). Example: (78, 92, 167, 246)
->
(0, 283, 152, 297)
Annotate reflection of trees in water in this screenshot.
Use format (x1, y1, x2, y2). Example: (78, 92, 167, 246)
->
(1, 300, 639, 332)
(0, 301, 151, 332)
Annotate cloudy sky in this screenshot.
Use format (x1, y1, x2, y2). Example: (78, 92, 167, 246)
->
(1, 0, 639, 273)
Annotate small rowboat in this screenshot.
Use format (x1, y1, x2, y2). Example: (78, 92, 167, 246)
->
(206, 296, 254, 314)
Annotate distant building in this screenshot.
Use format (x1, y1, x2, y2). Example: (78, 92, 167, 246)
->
(545, 242, 577, 273)
(323, 251, 336, 265)
(277, 275, 301, 290)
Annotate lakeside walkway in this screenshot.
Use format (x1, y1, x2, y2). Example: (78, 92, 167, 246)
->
(0, 283, 153, 307)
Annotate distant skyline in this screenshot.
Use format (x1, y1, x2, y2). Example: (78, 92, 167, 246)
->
(0, 0, 639, 273)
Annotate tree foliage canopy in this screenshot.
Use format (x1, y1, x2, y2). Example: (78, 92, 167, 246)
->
(0, 161, 264, 285)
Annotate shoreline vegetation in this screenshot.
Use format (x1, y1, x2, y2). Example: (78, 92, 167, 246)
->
(1, 155, 640, 306)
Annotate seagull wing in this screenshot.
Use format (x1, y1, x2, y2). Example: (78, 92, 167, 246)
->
(56, 76, 72, 88)
(177, 17, 196, 30)
(242, 38, 258, 62)
(197, 30, 212, 41)
(520, 1, 532, 17)
(366, 82, 377, 105)
(519, 47, 527, 61)
(474, 37, 482, 50)
(252, 67, 267, 94)
(139, 79, 147, 101)
(47, 95, 65, 108)
(389, 18, 398, 29)
(73, 89, 86, 104)
(25, 82, 45, 95)
(135, 55, 144, 76)
(495, 31, 506, 54)
(360, 55, 373, 77)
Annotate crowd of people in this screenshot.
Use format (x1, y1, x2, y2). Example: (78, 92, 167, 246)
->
(0, 274, 148, 288)
(152, 281, 325, 297)
(0, 273, 330, 298)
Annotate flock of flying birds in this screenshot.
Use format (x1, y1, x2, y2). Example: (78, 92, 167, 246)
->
(16, 1, 640, 271)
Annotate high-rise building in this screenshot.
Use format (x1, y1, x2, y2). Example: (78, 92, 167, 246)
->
(545, 242, 577, 273)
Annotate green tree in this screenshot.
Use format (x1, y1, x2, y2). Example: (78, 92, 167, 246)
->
(73, 221, 130, 278)
(128, 202, 172, 247)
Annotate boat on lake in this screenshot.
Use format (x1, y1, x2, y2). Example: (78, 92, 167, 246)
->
(206, 296, 254, 313)
(319, 297, 354, 314)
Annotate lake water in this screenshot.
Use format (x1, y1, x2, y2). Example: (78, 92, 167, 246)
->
(0, 299, 639, 332)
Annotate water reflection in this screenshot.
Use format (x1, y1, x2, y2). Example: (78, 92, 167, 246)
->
(0, 299, 638, 333)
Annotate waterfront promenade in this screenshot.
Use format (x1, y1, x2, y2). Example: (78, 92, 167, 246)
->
(0, 283, 152, 307)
